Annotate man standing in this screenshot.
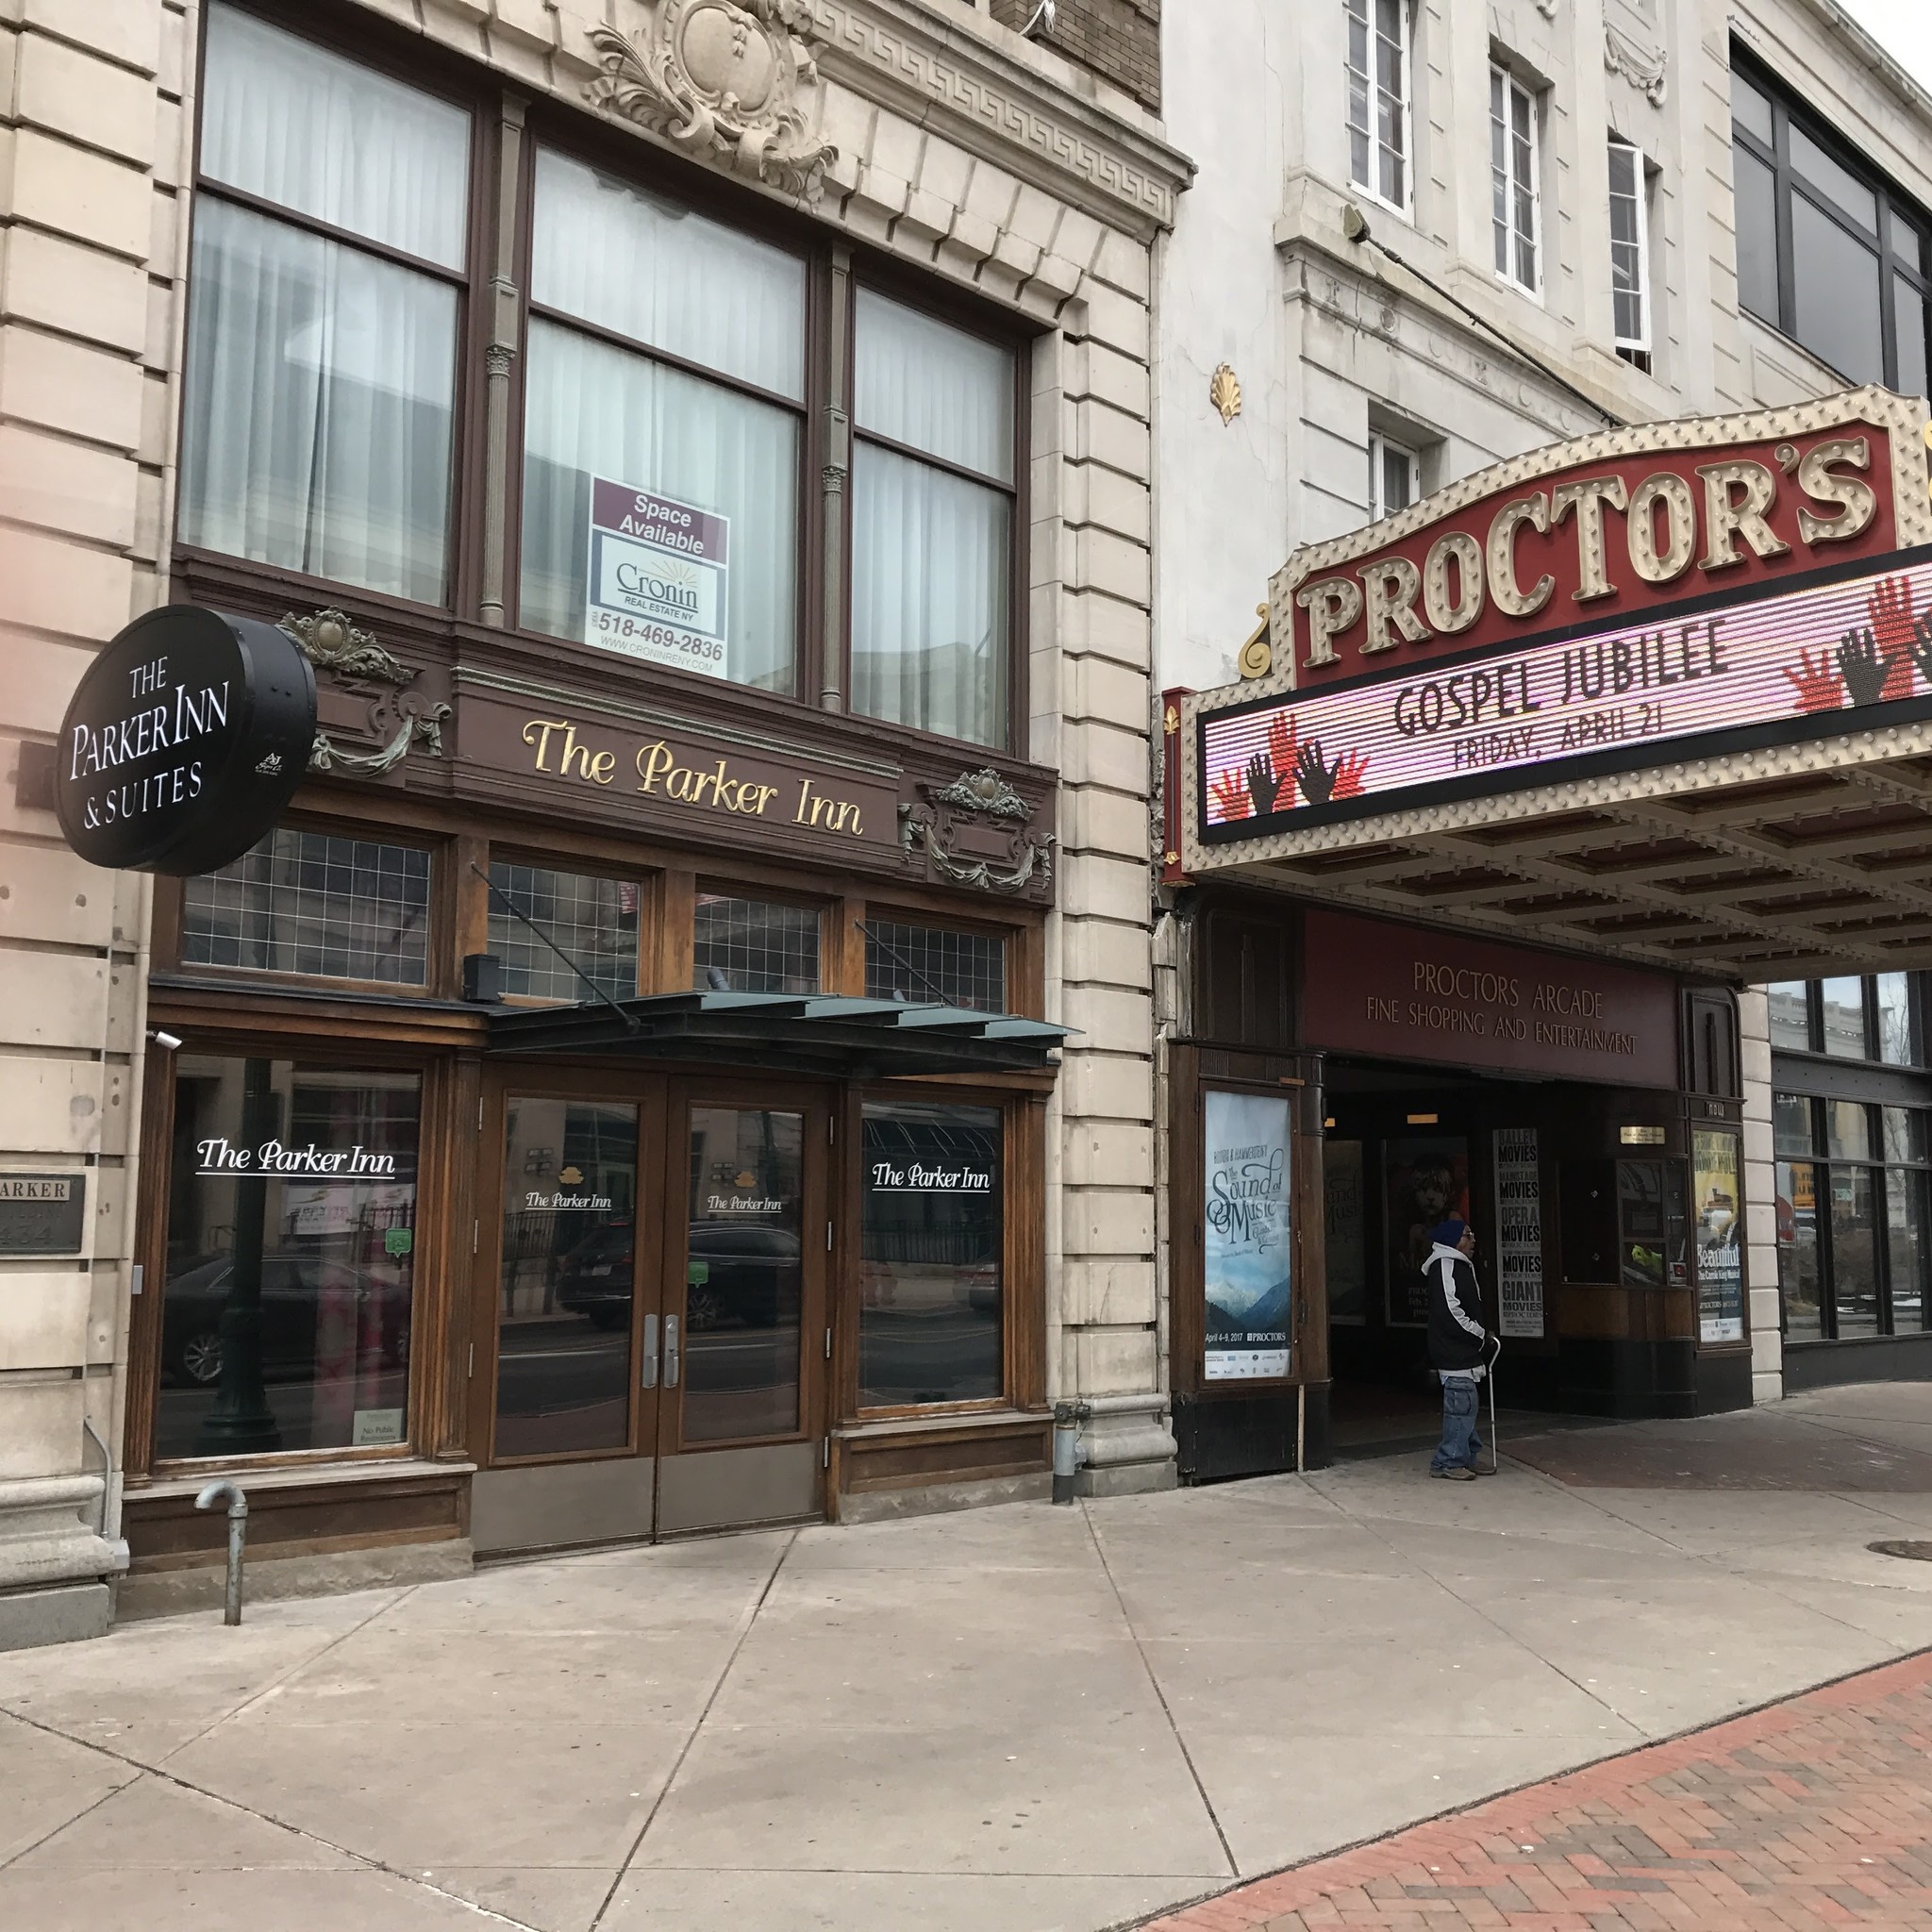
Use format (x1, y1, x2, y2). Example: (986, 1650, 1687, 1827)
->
(1424, 1218, 1494, 1480)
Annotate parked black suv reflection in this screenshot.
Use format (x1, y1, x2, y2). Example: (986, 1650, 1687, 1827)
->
(161, 1249, 410, 1387)
(554, 1220, 801, 1330)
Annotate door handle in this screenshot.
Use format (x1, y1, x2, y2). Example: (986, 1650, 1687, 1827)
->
(641, 1312, 658, 1389)
(664, 1313, 680, 1388)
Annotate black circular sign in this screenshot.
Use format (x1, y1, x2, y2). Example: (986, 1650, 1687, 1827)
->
(55, 606, 317, 875)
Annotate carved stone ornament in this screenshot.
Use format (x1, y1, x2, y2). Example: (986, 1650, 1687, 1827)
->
(279, 608, 452, 780)
(1209, 363, 1242, 426)
(1605, 23, 1668, 107)
(898, 769, 1055, 898)
(586, 4, 837, 205)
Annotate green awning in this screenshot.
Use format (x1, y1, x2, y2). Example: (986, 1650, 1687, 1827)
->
(486, 991, 1071, 1078)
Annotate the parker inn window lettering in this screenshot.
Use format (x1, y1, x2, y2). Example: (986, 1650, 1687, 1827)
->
(182, 830, 431, 986)
(158, 1058, 421, 1461)
(860, 1101, 1003, 1409)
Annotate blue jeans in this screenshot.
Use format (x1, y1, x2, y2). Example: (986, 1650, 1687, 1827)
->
(1431, 1375, 1484, 1472)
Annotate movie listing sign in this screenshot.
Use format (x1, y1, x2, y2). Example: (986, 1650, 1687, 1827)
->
(1203, 1091, 1293, 1380)
(1202, 552, 1932, 834)
(1492, 1129, 1544, 1339)
(1693, 1129, 1745, 1343)
(584, 477, 731, 677)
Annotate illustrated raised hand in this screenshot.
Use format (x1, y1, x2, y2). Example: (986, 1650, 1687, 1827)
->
(1837, 626, 1893, 708)
(1910, 611, 1932, 692)
(1781, 646, 1845, 714)
(1266, 713, 1299, 808)
(1294, 739, 1342, 805)
(1331, 749, 1370, 799)
(1867, 577, 1921, 700)
(1208, 768, 1251, 820)
(1245, 751, 1283, 817)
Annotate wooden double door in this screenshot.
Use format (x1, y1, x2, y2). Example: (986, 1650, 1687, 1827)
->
(468, 1070, 831, 1554)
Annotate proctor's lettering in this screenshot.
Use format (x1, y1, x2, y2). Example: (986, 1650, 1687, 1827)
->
(1287, 422, 1890, 678)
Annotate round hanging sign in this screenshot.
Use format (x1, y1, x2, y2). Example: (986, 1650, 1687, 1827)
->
(55, 606, 317, 875)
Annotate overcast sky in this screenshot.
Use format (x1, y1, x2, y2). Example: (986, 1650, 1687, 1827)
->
(1839, 0, 1932, 92)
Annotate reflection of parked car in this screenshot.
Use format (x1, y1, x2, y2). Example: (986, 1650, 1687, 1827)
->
(555, 1220, 635, 1329)
(687, 1224, 800, 1332)
(162, 1249, 409, 1388)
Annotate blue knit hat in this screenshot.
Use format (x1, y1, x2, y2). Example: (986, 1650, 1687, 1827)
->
(1431, 1218, 1469, 1248)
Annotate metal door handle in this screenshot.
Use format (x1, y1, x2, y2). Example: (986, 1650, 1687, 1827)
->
(641, 1312, 658, 1389)
(664, 1313, 680, 1388)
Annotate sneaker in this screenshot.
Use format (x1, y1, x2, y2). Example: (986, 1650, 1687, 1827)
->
(1469, 1462, 1498, 1476)
(1430, 1465, 1476, 1481)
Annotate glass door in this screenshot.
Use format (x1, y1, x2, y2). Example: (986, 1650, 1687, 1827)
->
(655, 1085, 827, 1534)
(470, 1079, 667, 1556)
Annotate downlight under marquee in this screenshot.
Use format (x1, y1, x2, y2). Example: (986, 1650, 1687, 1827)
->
(1177, 389, 1932, 981)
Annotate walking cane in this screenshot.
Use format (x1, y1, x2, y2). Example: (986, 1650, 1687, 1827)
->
(1483, 1334, 1502, 1475)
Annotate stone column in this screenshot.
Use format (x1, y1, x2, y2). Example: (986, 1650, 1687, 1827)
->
(0, 0, 177, 1646)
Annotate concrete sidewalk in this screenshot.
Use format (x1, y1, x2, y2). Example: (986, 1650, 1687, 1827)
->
(3, 1385, 1931, 1932)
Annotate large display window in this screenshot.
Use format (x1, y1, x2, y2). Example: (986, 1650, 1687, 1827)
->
(858, 1099, 1004, 1408)
(156, 1055, 421, 1460)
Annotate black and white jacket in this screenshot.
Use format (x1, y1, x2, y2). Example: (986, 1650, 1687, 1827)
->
(1424, 1241, 1491, 1379)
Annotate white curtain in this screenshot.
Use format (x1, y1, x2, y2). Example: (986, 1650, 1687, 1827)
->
(179, 201, 457, 606)
(850, 291, 1013, 747)
(851, 443, 1008, 747)
(179, 4, 467, 603)
(201, 2, 470, 269)
(854, 288, 1013, 482)
(532, 150, 804, 400)
(520, 320, 799, 691)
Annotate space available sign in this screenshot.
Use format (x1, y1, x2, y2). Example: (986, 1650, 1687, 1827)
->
(56, 606, 315, 875)
(1492, 1129, 1544, 1340)
(1202, 549, 1932, 833)
(1203, 1091, 1293, 1381)
(584, 476, 731, 677)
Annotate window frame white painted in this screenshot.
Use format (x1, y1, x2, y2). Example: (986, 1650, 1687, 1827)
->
(1368, 431, 1422, 523)
(1490, 63, 1542, 297)
(1608, 137, 1653, 364)
(1345, 0, 1413, 218)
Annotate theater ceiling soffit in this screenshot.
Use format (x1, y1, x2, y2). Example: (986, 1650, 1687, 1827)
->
(1180, 388, 1932, 982)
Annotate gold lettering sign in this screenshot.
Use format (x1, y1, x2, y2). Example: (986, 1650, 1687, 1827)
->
(521, 717, 867, 838)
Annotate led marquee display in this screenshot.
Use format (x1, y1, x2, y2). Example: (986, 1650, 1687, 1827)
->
(1200, 548, 1932, 837)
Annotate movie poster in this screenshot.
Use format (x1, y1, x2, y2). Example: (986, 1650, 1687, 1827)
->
(1491, 1128, 1544, 1339)
(1324, 1141, 1366, 1324)
(1384, 1137, 1469, 1326)
(1693, 1129, 1744, 1342)
(1203, 1091, 1293, 1380)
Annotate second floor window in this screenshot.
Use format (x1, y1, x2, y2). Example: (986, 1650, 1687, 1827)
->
(1490, 66, 1541, 294)
(1731, 55, 1930, 394)
(1346, 0, 1410, 214)
(1608, 140, 1652, 369)
(179, 5, 1026, 758)
(179, 4, 471, 605)
(1368, 432, 1419, 521)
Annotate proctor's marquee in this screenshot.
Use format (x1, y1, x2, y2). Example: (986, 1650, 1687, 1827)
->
(1173, 388, 1932, 978)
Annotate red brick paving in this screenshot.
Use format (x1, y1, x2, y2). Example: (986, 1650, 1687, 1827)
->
(1135, 1650, 1932, 1931)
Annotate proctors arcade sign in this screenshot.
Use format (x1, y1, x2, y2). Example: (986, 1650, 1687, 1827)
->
(1181, 387, 1932, 859)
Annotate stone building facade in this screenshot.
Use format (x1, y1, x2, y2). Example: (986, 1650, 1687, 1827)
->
(0, 0, 1187, 1646)
(1154, 0, 1932, 1453)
